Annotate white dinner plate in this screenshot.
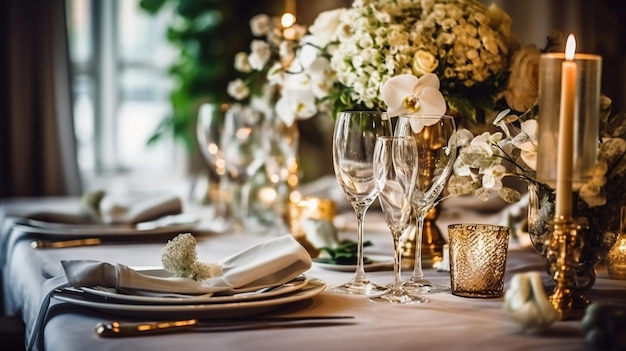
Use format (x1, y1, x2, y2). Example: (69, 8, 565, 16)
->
(52, 279, 327, 319)
(80, 273, 310, 304)
(313, 255, 394, 272)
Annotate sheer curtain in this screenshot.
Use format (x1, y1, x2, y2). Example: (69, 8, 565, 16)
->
(0, 0, 81, 198)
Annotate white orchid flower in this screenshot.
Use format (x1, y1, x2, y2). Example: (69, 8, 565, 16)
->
(381, 73, 447, 133)
(248, 40, 271, 70)
(381, 73, 446, 117)
(511, 119, 538, 170)
(226, 79, 249, 100)
(233, 52, 251, 73)
(275, 89, 317, 127)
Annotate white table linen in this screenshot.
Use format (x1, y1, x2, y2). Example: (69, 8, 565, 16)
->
(2, 197, 625, 351)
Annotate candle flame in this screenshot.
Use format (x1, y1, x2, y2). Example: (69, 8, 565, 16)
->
(565, 34, 576, 61)
(281, 13, 296, 28)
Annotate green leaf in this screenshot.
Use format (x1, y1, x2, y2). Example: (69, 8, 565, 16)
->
(315, 240, 374, 265)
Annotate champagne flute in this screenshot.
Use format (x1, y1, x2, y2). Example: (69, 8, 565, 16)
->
(332, 110, 392, 295)
(394, 115, 457, 294)
(369, 136, 428, 304)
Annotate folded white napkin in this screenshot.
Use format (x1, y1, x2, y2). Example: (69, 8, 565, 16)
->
(61, 235, 312, 295)
(100, 193, 183, 224)
(25, 192, 183, 225)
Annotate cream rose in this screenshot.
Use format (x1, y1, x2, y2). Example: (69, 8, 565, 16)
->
(411, 50, 439, 76)
(503, 45, 540, 112)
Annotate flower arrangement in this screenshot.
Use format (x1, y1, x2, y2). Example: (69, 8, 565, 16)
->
(228, 0, 526, 126)
(319, 0, 521, 124)
(226, 13, 327, 127)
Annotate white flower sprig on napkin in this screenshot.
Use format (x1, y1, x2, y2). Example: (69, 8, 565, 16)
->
(161, 233, 222, 281)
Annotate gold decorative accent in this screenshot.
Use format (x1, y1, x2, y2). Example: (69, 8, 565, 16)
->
(545, 216, 589, 320)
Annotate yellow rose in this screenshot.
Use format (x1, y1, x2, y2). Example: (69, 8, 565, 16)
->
(503, 45, 540, 112)
(411, 50, 439, 76)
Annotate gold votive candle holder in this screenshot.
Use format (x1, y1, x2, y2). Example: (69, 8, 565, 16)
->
(607, 206, 626, 280)
(448, 223, 511, 298)
(286, 196, 336, 238)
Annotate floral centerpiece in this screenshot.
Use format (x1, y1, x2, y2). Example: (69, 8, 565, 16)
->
(229, 0, 525, 127)
(312, 0, 519, 126)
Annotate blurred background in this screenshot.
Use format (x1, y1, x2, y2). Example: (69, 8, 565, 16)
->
(2, 0, 625, 199)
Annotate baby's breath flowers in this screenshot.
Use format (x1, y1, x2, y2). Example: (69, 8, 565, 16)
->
(161, 233, 222, 281)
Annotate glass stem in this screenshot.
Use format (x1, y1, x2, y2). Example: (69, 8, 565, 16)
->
(392, 231, 403, 292)
(352, 207, 369, 282)
(215, 172, 230, 219)
(411, 209, 426, 280)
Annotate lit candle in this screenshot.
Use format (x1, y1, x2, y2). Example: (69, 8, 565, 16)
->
(555, 34, 577, 219)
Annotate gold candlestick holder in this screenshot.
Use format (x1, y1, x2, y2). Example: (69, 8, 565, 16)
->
(545, 216, 590, 320)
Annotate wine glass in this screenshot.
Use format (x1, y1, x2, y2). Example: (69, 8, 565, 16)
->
(262, 113, 300, 235)
(394, 115, 457, 294)
(221, 103, 268, 230)
(196, 103, 231, 231)
(332, 110, 392, 295)
(369, 136, 429, 304)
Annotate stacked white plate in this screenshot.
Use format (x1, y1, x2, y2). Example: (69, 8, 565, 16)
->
(52, 269, 326, 319)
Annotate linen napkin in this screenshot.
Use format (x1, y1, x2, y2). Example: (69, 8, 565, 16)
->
(61, 235, 312, 295)
(25, 192, 183, 225)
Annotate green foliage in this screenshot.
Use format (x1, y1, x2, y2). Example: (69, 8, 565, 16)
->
(315, 240, 374, 265)
(139, 0, 269, 152)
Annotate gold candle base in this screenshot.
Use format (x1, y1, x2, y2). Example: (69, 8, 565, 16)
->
(546, 216, 590, 320)
(402, 206, 445, 266)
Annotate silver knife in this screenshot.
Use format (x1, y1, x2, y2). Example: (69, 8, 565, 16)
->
(31, 238, 102, 249)
(95, 316, 355, 337)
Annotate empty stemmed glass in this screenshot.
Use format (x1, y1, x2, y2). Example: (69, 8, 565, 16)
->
(262, 113, 299, 235)
(221, 103, 267, 230)
(369, 136, 428, 304)
(196, 103, 231, 231)
(394, 115, 457, 294)
(332, 110, 392, 295)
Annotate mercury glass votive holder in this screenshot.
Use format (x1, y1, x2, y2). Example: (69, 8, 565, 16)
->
(448, 224, 511, 298)
(536, 52, 602, 189)
(286, 196, 336, 238)
(607, 206, 626, 280)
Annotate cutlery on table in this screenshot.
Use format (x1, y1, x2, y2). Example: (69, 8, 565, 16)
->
(31, 238, 102, 249)
(95, 316, 355, 336)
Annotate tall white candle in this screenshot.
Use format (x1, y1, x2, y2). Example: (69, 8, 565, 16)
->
(555, 34, 577, 219)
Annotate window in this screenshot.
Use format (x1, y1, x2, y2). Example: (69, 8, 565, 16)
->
(66, 0, 187, 193)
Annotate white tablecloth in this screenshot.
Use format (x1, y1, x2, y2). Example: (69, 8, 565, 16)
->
(2, 197, 625, 351)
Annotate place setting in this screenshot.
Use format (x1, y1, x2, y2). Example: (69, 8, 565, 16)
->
(44, 234, 327, 319)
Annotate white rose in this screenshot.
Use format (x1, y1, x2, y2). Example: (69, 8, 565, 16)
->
(309, 9, 346, 47)
(503, 45, 540, 112)
(411, 50, 439, 76)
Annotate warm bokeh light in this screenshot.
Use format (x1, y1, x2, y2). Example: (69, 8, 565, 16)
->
(281, 12, 296, 28)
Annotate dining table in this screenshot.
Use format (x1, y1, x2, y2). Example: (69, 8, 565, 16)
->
(1, 192, 625, 351)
